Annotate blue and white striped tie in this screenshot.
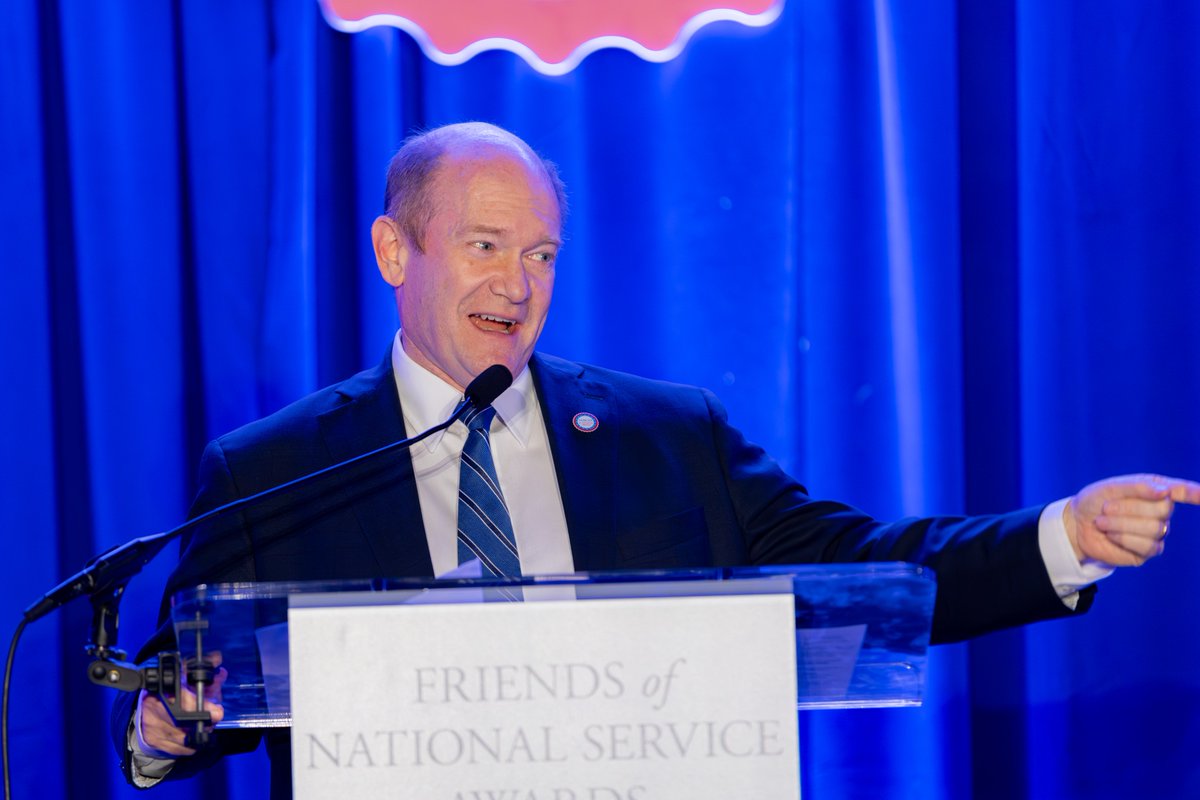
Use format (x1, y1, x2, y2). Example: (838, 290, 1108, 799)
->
(456, 406, 520, 577)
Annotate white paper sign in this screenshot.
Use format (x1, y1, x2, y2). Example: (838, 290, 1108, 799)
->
(288, 593, 800, 800)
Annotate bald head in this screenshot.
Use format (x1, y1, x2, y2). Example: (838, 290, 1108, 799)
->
(382, 122, 567, 253)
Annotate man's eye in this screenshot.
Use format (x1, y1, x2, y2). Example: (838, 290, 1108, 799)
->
(472, 241, 494, 251)
(530, 251, 556, 264)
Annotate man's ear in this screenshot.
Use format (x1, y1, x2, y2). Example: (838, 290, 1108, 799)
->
(372, 215, 408, 287)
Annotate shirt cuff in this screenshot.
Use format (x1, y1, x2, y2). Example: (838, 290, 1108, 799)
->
(128, 695, 176, 787)
(1038, 497, 1115, 609)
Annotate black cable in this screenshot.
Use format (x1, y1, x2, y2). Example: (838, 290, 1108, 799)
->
(3, 617, 28, 800)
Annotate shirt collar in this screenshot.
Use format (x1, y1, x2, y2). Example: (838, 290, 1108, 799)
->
(390, 330, 535, 450)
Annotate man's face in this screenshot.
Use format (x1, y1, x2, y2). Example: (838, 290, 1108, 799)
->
(380, 150, 560, 392)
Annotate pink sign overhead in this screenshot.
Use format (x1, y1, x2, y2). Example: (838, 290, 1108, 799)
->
(319, 0, 784, 75)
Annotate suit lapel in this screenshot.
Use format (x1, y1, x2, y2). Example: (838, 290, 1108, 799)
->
(316, 359, 434, 578)
(531, 354, 618, 572)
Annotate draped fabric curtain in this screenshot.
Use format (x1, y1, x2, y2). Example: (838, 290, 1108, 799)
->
(2, 1, 1197, 797)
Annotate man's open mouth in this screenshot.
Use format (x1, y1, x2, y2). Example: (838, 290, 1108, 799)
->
(470, 313, 518, 334)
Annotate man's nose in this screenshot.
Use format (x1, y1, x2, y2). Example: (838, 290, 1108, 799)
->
(489, 252, 531, 303)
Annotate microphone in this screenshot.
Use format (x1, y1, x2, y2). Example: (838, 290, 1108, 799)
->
(23, 364, 516, 622)
(462, 364, 513, 411)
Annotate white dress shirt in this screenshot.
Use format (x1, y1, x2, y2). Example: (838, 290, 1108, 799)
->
(390, 331, 574, 576)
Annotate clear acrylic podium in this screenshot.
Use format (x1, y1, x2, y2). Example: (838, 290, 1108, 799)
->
(167, 563, 936, 729)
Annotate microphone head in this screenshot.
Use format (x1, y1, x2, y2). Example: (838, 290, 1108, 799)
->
(465, 364, 514, 408)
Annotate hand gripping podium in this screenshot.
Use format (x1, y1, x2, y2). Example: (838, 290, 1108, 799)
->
(169, 565, 935, 799)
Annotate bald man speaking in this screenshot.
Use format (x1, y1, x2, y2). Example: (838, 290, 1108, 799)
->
(115, 123, 1200, 798)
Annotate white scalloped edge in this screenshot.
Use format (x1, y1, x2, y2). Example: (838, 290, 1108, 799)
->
(318, 0, 785, 76)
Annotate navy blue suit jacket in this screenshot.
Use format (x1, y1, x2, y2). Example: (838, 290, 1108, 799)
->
(116, 352, 1090, 795)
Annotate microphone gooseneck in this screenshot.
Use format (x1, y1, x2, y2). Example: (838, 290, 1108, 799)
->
(24, 364, 518, 624)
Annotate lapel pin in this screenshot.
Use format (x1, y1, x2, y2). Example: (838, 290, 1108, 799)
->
(572, 412, 599, 433)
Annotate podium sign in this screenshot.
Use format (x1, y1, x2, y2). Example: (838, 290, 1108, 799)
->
(288, 591, 800, 800)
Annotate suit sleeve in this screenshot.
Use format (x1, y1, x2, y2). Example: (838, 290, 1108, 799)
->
(701, 389, 1094, 643)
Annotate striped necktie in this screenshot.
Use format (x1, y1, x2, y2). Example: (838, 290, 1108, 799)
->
(456, 406, 520, 576)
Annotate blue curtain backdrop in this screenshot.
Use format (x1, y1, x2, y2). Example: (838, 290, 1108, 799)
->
(2, 0, 1198, 797)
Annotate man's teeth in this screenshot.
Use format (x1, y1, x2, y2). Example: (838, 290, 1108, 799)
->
(473, 314, 517, 331)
